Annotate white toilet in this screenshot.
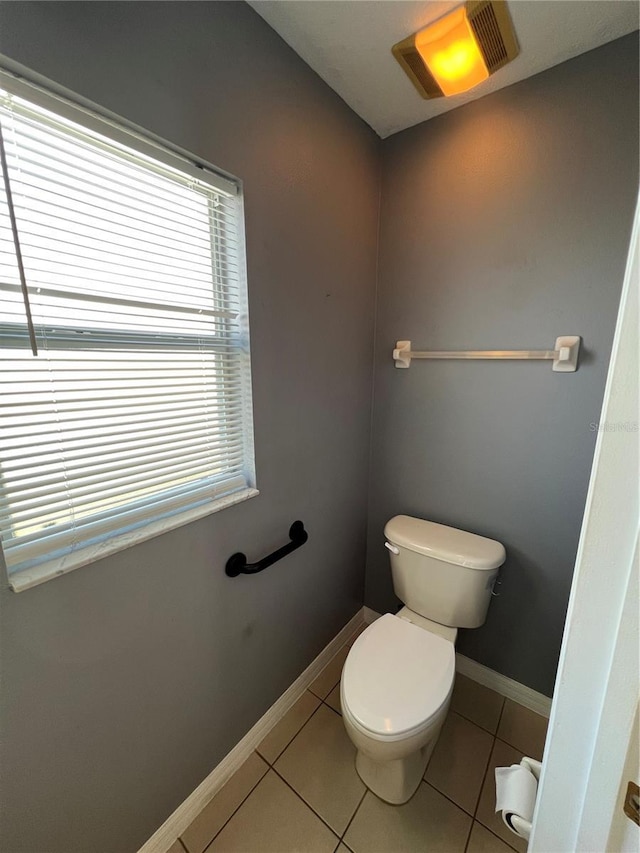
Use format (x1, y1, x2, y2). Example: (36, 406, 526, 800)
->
(340, 514, 506, 805)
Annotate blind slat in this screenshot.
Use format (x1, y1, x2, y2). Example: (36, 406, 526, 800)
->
(0, 77, 254, 582)
(0, 384, 244, 409)
(9, 128, 237, 221)
(2, 449, 246, 522)
(2, 169, 239, 256)
(4, 403, 246, 438)
(2, 422, 246, 462)
(3, 437, 246, 493)
(1, 282, 237, 319)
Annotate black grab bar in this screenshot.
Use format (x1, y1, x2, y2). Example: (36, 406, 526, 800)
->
(225, 521, 308, 577)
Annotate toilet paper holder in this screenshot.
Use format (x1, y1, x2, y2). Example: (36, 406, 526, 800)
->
(496, 756, 542, 842)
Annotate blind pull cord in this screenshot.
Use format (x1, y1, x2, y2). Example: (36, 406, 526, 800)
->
(0, 118, 38, 356)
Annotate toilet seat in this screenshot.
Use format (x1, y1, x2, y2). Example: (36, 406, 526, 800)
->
(341, 614, 455, 742)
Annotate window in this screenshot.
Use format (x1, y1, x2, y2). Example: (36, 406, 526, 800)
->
(0, 72, 256, 591)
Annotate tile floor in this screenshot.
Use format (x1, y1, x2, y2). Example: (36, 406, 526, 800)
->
(173, 625, 549, 853)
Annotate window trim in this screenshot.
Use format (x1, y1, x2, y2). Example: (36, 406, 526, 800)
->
(0, 67, 258, 592)
(8, 486, 259, 593)
(0, 68, 239, 196)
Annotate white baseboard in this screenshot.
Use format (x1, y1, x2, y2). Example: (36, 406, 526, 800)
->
(138, 608, 366, 853)
(454, 653, 552, 718)
(364, 608, 552, 718)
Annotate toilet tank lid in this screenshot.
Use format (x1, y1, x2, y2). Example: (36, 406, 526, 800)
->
(384, 515, 506, 570)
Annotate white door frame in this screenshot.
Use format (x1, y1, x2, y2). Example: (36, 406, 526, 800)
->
(530, 194, 639, 852)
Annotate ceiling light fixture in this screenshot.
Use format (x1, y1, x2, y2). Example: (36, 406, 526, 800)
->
(392, 0, 519, 99)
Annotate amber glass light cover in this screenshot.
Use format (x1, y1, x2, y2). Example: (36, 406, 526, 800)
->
(415, 6, 489, 96)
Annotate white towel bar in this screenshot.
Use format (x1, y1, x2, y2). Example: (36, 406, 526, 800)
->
(393, 336, 581, 372)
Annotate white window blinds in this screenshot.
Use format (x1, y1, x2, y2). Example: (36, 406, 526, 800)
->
(0, 74, 256, 591)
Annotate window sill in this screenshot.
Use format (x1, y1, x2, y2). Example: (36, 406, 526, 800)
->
(8, 487, 260, 593)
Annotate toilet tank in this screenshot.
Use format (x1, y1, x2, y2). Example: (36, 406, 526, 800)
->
(384, 515, 506, 629)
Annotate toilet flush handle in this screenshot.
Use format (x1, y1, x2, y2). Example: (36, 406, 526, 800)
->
(385, 541, 400, 555)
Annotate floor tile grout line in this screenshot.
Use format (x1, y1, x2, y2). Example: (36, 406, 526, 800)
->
(432, 706, 498, 802)
(494, 734, 543, 761)
(321, 692, 342, 716)
(339, 788, 368, 842)
(200, 758, 343, 852)
(267, 675, 359, 842)
(198, 636, 533, 853)
(462, 814, 475, 853)
(258, 695, 326, 766)
(495, 695, 507, 735)
(482, 819, 523, 852)
(452, 705, 502, 736)
(309, 635, 354, 702)
(198, 753, 268, 853)
(308, 685, 326, 701)
(199, 638, 359, 852)
(472, 733, 497, 819)
(422, 778, 478, 822)
(473, 736, 500, 840)
(310, 653, 349, 698)
(448, 707, 495, 732)
(425, 773, 485, 822)
(474, 807, 521, 852)
(423, 757, 475, 818)
(309, 651, 348, 700)
(424, 700, 543, 828)
(270, 763, 343, 842)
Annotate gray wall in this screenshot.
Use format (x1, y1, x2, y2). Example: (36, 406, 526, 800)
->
(1, 3, 638, 850)
(366, 34, 639, 696)
(0, 4, 379, 852)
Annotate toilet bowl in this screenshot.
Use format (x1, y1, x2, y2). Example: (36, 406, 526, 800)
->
(340, 613, 455, 804)
(340, 515, 506, 805)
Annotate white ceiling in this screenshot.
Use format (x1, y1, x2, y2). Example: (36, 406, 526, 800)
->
(248, 0, 639, 138)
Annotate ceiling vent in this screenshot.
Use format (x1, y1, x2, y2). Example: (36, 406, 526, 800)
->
(392, 0, 519, 99)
